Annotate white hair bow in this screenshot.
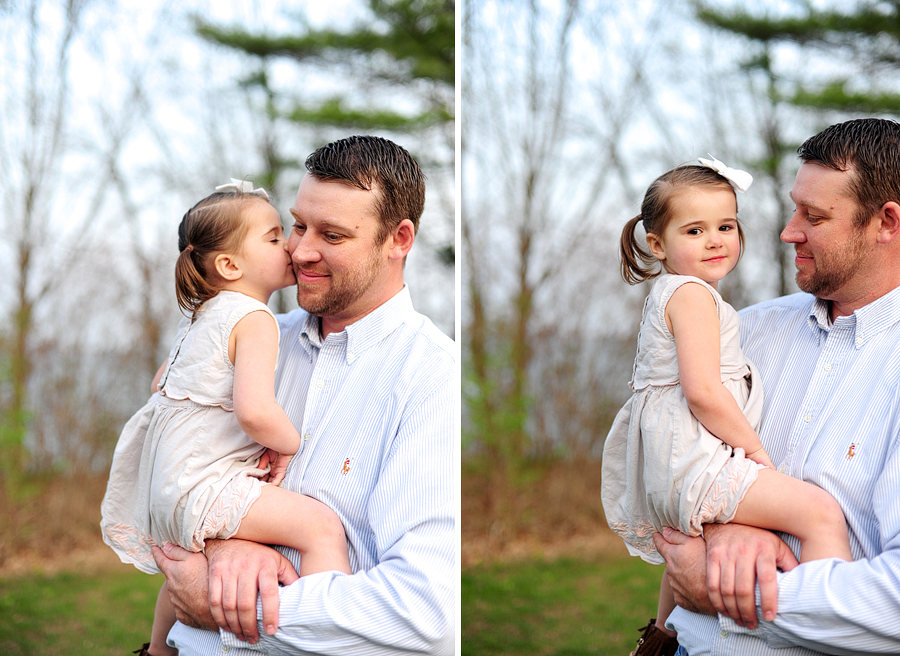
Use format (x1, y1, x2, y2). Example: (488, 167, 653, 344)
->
(215, 178, 270, 200)
(697, 155, 753, 193)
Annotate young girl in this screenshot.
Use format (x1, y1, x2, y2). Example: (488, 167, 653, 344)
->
(600, 158, 852, 656)
(100, 180, 351, 656)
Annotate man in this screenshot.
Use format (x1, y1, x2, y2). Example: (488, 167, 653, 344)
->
(652, 118, 900, 655)
(151, 135, 456, 655)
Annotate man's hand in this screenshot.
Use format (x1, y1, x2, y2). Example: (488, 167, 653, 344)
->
(205, 538, 300, 644)
(653, 528, 718, 616)
(151, 544, 218, 631)
(703, 523, 798, 628)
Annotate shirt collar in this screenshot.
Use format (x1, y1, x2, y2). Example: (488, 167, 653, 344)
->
(806, 284, 900, 347)
(298, 285, 413, 363)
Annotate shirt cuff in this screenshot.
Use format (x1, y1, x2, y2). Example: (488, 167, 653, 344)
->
(716, 586, 789, 649)
(219, 599, 267, 652)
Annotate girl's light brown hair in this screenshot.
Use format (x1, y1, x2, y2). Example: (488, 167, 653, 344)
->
(619, 165, 745, 285)
(175, 189, 272, 316)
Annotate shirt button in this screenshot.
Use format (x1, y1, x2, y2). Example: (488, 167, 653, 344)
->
(804, 414, 812, 423)
(779, 464, 786, 473)
(720, 630, 728, 638)
(856, 337, 864, 347)
(222, 647, 229, 653)
(823, 363, 832, 372)
(303, 432, 310, 442)
(348, 351, 355, 362)
(317, 380, 325, 389)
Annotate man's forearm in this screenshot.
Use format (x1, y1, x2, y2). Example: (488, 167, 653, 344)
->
(723, 553, 900, 654)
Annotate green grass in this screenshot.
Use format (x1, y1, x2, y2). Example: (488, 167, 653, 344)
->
(0, 567, 163, 656)
(462, 554, 665, 656)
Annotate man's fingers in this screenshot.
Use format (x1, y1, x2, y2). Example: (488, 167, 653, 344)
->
(162, 543, 192, 560)
(652, 528, 687, 560)
(717, 553, 739, 621)
(208, 566, 228, 634)
(220, 572, 245, 642)
(151, 545, 169, 575)
(259, 570, 281, 637)
(278, 559, 300, 587)
(734, 555, 758, 628)
(237, 570, 262, 643)
(706, 558, 726, 616)
(776, 544, 800, 573)
(757, 552, 779, 624)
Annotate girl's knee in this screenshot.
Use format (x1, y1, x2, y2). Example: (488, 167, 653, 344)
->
(305, 498, 347, 545)
(806, 486, 848, 535)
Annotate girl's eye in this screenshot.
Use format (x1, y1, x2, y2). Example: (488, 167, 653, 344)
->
(687, 228, 701, 235)
(720, 224, 733, 232)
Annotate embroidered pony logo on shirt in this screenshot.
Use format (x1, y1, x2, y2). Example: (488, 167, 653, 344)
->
(341, 458, 352, 475)
(846, 443, 857, 460)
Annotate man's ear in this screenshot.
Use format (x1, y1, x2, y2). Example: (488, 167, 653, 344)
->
(876, 201, 900, 244)
(214, 253, 243, 281)
(646, 233, 666, 260)
(386, 219, 416, 261)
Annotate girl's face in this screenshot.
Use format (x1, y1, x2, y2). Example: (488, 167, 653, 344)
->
(229, 200, 296, 301)
(645, 187, 740, 289)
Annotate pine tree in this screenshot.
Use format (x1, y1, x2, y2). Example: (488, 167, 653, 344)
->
(195, 0, 454, 133)
(697, 1, 900, 113)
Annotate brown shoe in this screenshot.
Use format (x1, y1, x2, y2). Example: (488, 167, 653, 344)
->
(132, 644, 152, 656)
(629, 618, 679, 656)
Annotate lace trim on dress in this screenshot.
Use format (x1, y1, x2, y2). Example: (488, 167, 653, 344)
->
(608, 519, 659, 558)
(694, 454, 755, 530)
(103, 522, 158, 571)
(192, 474, 263, 551)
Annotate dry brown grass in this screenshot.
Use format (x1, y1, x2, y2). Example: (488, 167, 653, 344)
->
(1, 461, 628, 578)
(462, 459, 628, 568)
(0, 473, 123, 577)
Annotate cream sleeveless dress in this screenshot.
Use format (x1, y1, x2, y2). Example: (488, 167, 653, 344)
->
(601, 274, 765, 564)
(100, 291, 274, 574)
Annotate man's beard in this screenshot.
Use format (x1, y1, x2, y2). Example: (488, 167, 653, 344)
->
(295, 246, 384, 318)
(796, 226, 868, 298)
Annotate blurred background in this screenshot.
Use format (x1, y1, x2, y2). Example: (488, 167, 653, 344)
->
(461, 0, 900, 652)
(0, 1, 453, 652)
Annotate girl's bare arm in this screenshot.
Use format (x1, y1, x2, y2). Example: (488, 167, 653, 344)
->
(231, 311, 301, 455)
(666, 283, 772, 467)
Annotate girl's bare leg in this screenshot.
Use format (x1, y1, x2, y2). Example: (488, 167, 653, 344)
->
(655, 570, 678, 638)
(731, 468, 852, 562)
(234, 485, 351, 576)
(149, 581, 179, 656)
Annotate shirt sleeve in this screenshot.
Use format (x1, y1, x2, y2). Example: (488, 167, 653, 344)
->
(222, 374, 457, 656)
(721, 439, 900, 654)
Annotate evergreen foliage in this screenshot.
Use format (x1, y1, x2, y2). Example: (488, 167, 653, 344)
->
(697, 1, 900, 114)
(194, 0, 454, 132)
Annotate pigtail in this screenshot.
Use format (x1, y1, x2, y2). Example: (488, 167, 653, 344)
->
(619, 214, 659, 285)
(175, 211, 219, 316)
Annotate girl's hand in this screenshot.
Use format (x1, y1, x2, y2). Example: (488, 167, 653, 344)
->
(746, 446, 775, 469)
(264, 449, 293, 486)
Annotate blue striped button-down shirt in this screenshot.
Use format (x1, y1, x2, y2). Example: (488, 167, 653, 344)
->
(669, 288, 900, 655)
(168, 286, 458, 655)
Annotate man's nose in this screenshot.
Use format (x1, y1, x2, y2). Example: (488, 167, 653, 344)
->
(288, 233, 321, 263)
(781, 213, 804, 244)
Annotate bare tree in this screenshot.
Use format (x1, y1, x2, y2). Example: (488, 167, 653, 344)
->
(0, 0, 118, 483)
